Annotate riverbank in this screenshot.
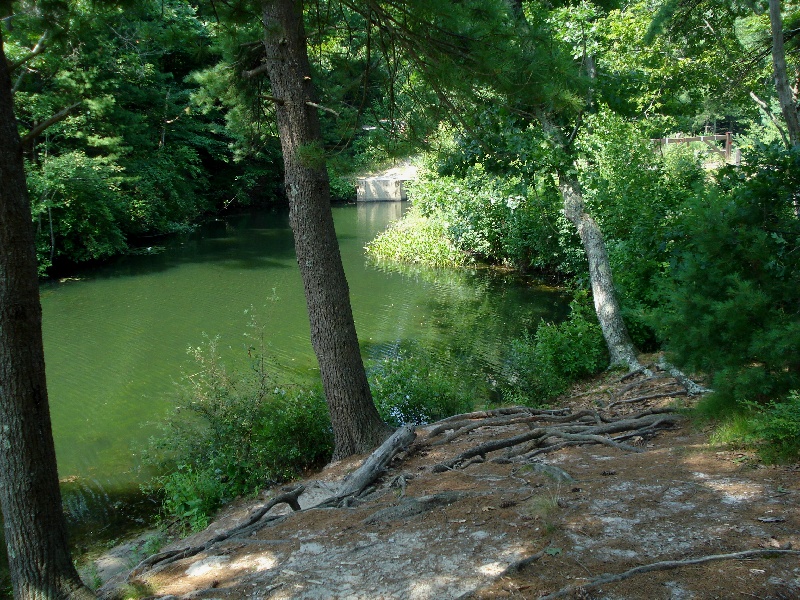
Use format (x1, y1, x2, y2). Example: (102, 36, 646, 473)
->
(94, 361, 800, 599)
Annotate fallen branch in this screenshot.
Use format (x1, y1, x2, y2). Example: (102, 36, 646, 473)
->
(128, 485, 305, 578)
(129, 426, 416, 578)
(538, 549, 800, 599)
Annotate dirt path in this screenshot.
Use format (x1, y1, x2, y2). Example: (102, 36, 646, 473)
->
(99, 370, 799, 599)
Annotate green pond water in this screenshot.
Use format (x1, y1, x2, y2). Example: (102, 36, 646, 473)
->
(37, 202, 567, 538)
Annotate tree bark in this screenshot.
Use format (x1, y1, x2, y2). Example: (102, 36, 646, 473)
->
(769, 0, 800, 147)
(0, 29, 94, 600)
(259, 0, 389, 459)
(559, 171, 640, 369)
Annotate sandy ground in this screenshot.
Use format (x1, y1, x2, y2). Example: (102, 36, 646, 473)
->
(97, 370, 799, 600)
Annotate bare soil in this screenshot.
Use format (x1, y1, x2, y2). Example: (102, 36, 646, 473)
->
(99, 368, 800, 600)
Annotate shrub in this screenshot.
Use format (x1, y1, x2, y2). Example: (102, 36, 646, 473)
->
(147, 335, 333, 532)
(706, 392, 800, 464)
(653, 144, 800, 406)
(328, 169, 357, 203)
(405, 164, 578, 275)
(503, 293, 608, 405)
(367, 342, 474, 425)
(748, 393, 800, 463)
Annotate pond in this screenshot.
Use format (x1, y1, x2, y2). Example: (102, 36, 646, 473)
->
(37, 202, 567, 541)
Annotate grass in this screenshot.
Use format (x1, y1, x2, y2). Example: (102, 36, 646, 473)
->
(365, 211, 466, 267)
(522, 486, 564, 535)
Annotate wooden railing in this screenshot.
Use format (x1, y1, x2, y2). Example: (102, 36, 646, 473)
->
(652, 132, 741, 165)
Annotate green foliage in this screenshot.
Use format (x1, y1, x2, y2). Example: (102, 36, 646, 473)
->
(707, 393, 800, 464)
(27, 152, 127, 272)
(394, 162, 581, 276)
(576, 109, 708, 347)
(365, 207, 467, 267)
(654, 145, 800, 406)
(367, 342, 474, 426)
(327, 169, 356, 203)
(7, 0, 285, 273)
(503, 293, 608, 405)
(748, 393, 800, 463)
(148, 335, 333, 532)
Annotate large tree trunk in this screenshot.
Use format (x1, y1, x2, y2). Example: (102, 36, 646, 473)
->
(260, 0, 389, 459)
(559, 171, 640, 370)
(769, 0, 800, 147)
(0, 29, 94, 600)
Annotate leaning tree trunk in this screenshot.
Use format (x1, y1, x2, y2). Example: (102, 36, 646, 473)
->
(260, 0, 389, 459)
(559, 171, 641, 370)
(769, 0, 800, 147)
(0, 30, 94, 600)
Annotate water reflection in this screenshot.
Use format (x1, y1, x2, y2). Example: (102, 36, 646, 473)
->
(38, 202, 565, 540)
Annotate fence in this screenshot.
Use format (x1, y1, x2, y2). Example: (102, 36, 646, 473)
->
(652, 132, 741, 165)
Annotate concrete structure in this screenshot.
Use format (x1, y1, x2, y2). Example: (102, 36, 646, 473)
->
(357, 177, 408, 201)
(356, 164, 418, 202)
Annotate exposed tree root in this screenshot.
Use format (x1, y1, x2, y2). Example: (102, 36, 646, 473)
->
(609, 375, 667, 400)
(427, 408, 569, 438)
(537, 549, 800, 599)
(430, 410, 683, 471)
(363, 490, 485, 524)
(318, 424, 416, 507)
(129, 425, 417, 580)
(657, 357, 712, 396)
(127, 485, 306, 579)
(607, 389, 687, 409)
(126, 369, 698, 591)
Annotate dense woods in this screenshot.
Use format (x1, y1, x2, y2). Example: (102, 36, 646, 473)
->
(1, 0, 799, 597)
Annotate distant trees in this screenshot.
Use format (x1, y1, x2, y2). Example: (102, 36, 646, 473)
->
(4, 0, 289, 274)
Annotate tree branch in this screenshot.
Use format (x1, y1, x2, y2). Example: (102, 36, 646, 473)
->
(8, 31, 47, 71)
(242, 62, 270, 79)
(750, 90, 790, 147)
(306, 101, 340, 118)
(20, 102, 82, 144)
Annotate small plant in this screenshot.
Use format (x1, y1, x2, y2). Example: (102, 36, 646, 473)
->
(503, 292, 608, 405)
(127, 531, 169, 568)
(115, 582, 155, 600)
(522, 485, 564, 535)
(367, 342, 474, 426)
(147, 330, 333, 532)
(78, 562, 102, 591)
(706, 391, 800, 464)
(748, 393, 800, 463)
